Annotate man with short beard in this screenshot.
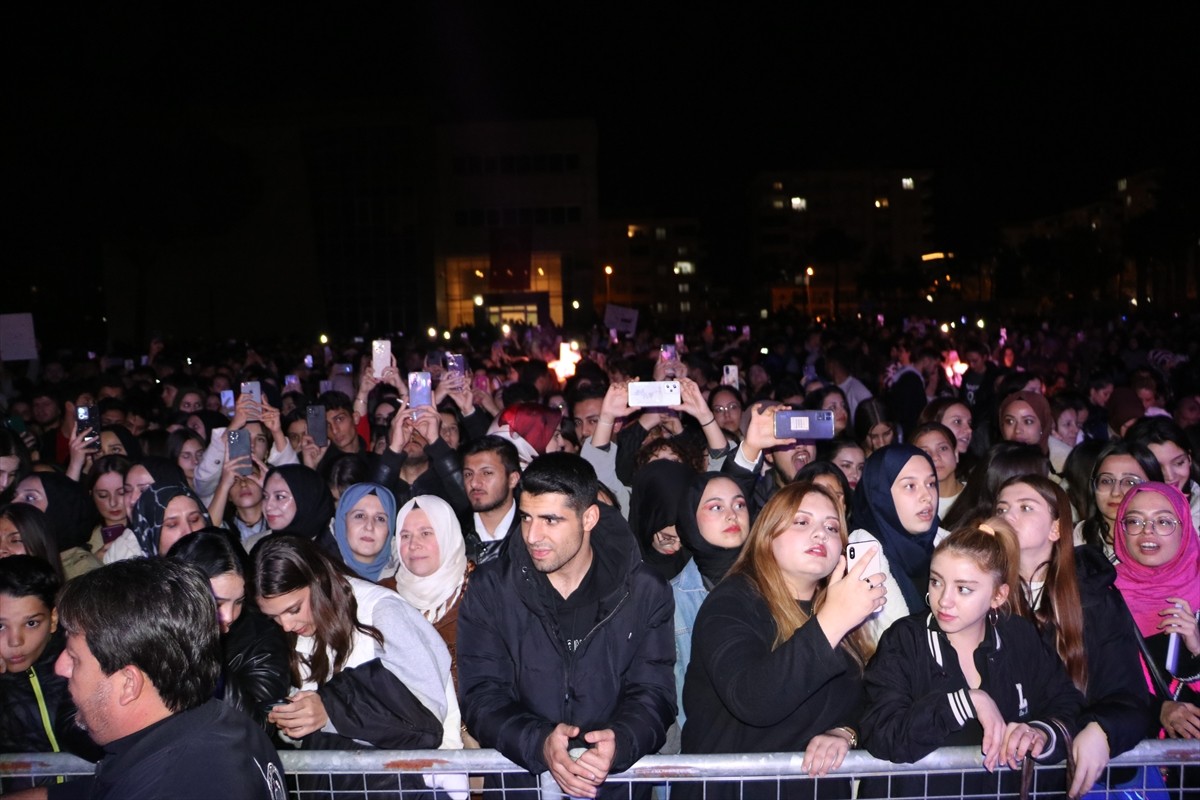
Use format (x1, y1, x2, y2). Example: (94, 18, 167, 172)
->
(460, 435, 522, 564)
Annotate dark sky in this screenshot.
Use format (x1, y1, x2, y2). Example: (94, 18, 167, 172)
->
(10, 6, 1198, 261)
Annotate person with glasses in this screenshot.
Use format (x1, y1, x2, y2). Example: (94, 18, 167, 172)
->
(1075, 441, 1163, 562)
(707, 386, 744, 442)
(1113, 483, 1200, 753)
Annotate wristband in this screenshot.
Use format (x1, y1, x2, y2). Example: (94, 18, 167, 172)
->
(700, 418, 718, 427)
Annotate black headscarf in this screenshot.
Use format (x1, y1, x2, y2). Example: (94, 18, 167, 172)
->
(677, 471, 748, 587)
(138, 456, 188, 486)
(628, 459, 695, 581)
(36, 472, 97, 551)
(850, 443, 941, 611)
(264, 464, 335, 544)
(101, 424, 143, 461)
(130, 483, 211, 557)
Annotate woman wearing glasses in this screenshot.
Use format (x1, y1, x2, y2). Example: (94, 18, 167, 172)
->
(707, 386, 744, 442)
(1113, 483, 1199, 758)
(1075, 441, 1163, 562)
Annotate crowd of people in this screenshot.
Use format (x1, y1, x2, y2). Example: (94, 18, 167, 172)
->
(0, 311, 1198, 799)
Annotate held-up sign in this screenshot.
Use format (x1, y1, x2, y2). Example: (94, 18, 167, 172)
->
(603, 304, 638, 336)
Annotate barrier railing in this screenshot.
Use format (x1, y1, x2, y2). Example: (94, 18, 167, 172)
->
(3, 739, 1196, 798)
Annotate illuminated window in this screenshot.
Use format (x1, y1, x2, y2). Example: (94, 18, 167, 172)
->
(655, 227, 666, 240)
(678, 283, 690, 294)
(772, 181, 783, 191)
(1117, 178, 1128, 192)
(772, 199, 785, 210)
(674, 261, 695, 275)
(680, 301, 691, 312)
(874, 197, 890, 209)
(790, 197, 807, 211)
(901, 177, 915, 190)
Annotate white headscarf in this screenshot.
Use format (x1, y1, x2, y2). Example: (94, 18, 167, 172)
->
(392, 494, 469, 623)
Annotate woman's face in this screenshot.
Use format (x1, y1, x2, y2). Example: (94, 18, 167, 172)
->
(185, 415, 207, 439)
(1120, 489, 1184, 569)
(694, 477, 750, 548)
(263, 474, 297, 531)
(1147, 441, 1192, 494)
(1051, 409, 1079, 446)
(928, 552, 1007, 638)
(0, 455, 20, 495)
(939, 404, 973, 454)
(812, 474, 846, 512)
(178, 392, 204, 414)
(439, 412, 461, 451)
(1093, 454, 1148, 525)
(865, 422, 895, 453)
(914, 432, 957, 484)
(91, 471, 127, 526)
(344, 493, 391, 564)
(157, 495, 206, 554)
(123, 465, 155, 519)
(710, 390, 742, 433)
(210, 571, 245, 634)
(257, 587, 314, 637)
(832, 445, 865, 490)
(1000, 400, 1043, 446)
(995, 482, 1058, 565)
(771, 490, 843, 599)
(0, 516, 25, 557)
(821, 393, 849, 435)
(890, 456, 938, 534)
(99, 430, 127, 456)
(177, 439, 204, 480)
(399, 507, 442, 577)
(231, 475, 264, 509)
(12, 477, 47, 511)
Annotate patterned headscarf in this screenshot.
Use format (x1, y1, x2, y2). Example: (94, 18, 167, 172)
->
(130, 483, 210, 557)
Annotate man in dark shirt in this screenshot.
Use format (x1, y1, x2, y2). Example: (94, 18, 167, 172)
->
(3, 559, 286, 800)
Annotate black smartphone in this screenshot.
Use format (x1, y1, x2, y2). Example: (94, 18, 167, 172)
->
(307, 405, 328, 447)
(76, 405, 100, 451)
(227, 429, 252, 475)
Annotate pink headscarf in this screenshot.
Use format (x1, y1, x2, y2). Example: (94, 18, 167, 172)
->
(1113, 482, 1200, 637)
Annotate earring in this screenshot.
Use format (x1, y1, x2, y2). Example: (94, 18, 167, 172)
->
(987, 608, 999, 626)
(925, 593, 931, 608)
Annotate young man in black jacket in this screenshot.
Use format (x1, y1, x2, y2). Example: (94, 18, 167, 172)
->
(457, 453, 675, 799)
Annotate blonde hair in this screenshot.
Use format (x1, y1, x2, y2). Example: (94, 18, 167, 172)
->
(933, 517, 1026, 619)
(728, 482, 874, 666)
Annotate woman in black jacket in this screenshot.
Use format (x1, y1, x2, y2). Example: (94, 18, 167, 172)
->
(167, 528, 291, 730)
(994, 475, 1151, 797)
(679, 481, 884, 800)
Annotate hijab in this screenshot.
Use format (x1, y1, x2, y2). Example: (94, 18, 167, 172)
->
(332, 482, 397, 581)
(628, 459, 695, 581)
(36, 472, 97, 551)
(138, 456, 188, 486)
(999, 391, 1053, 455)
(392, 494, 469, 623)
(101, 425, 143, 461)
(851, 443, 941, 611)
(1113, 482, 1200, 638)
(677, 471, 747, 587)
(130, 483, 210, 557)
(265, 464, 335, 542)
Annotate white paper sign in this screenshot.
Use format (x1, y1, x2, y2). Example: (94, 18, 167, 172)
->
(603, 304, 639, 336)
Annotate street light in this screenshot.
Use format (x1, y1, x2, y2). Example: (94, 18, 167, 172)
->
(804, 266, 814, 317)
(604, 265, 613, 307)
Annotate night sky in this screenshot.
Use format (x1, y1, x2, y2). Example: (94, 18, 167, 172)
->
(8, 6, 1198, 315)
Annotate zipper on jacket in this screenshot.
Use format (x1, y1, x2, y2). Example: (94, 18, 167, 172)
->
(29, 666, 65, 784)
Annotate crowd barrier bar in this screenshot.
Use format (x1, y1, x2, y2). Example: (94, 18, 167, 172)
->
(3, 739, 1196, 792)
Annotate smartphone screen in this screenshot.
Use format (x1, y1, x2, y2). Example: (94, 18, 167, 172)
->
(408, 372, 432, 409)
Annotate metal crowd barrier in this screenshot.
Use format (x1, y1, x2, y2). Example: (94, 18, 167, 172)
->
(2, 739, 1196, 798)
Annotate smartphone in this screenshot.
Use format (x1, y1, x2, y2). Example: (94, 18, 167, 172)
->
(567, 734, 594, 761)
(240, 381, 262, 406)
(227, 429, 252, 475)
(76, 406, 100, 451)
(306, 405, 328, 447)
(303, 354, 314, 369)
(609, 327, 619, 344)
(674, 333, 685, 348)
(445, 353, 467, 376)
(332, 363, 353, 376)
(472, 372, 490, 393)
(219, 389, 235, 417)
(774, 409, 836, 440)
(283, 375, 301, 394)
(371, 339, 392, 377)
(845, 541, 877, 577)
(742, 325, 751, 338)
(659, 344, 677, 362)
(408, 371, 432, 410)
(123, 358, 135, 372)
(628, 381, 682, 408)
(722, 365, 740, 389)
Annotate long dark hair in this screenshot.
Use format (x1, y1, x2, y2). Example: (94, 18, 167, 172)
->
(1080, 441, 1163, 552)
(252, 535, 382, 687)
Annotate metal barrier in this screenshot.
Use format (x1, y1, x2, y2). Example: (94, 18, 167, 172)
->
(2, 739, 1196, 797)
